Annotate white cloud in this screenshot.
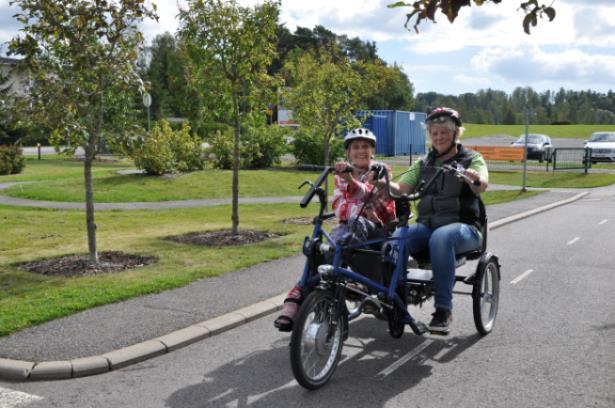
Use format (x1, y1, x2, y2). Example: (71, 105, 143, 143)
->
(470, 45, 615, 89)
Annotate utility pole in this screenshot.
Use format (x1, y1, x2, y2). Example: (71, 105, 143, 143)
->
(522, 107, 529, 192)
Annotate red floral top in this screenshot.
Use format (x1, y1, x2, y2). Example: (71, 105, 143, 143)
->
(331, 163, 396, 226)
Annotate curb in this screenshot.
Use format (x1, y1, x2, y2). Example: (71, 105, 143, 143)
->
(0, 192, 589, 382)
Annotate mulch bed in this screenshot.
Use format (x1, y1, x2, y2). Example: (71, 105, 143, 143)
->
(166, 229, 282, 247)
(20, 251, 158, 277)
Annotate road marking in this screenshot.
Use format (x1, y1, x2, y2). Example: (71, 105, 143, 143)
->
(599, 219, 608, 225)
(567, 237, 580, 245)
(0, 386, 43, 408)
(511, 269, 534, 284)
(376, 339, 434, 378)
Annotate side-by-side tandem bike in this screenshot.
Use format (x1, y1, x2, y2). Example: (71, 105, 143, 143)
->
(288, 164, 501, 389)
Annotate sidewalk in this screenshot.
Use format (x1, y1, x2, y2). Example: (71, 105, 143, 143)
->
(0, 189, 591, 381)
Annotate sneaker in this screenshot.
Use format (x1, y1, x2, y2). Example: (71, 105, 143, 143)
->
(428, 308, 452, 335)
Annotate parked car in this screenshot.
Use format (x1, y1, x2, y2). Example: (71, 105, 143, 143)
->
(511, 133, 554, 163)
(584, 132, 615, 164)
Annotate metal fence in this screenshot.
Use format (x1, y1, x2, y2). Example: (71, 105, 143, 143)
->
(550, 148, 591, 173)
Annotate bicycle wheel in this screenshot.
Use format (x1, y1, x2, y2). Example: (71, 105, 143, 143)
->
(290, 290, 345, 390)
(472, 257, 500, 335)
(386, 305, 405, 338)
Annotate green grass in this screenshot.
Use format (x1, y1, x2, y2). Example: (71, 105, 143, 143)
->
(464, 123, 615, 139)
(6, 160, 615, 202)
(0, 188, 537, 337)
(2, 157, 325, 202)
(2, 155, 133, 182)
(489, 171, 615, 188)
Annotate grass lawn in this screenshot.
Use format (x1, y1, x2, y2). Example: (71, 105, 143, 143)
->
(0, 188, 539, 337)
(5, 158, 612, 203)
(489, 171, 615, 188)
(464, 123, 615, 139)
(2, 156, 325, 202)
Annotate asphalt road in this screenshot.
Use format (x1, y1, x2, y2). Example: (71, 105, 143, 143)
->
(1, 188, 613, 407)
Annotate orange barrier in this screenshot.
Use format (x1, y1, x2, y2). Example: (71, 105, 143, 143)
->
(466, 145, 524, 161)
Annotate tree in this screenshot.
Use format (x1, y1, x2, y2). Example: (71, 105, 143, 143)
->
(145, 32, 185, 121)
(10, 0, 157, 264)
(284, 52, 363, 169)
(357, 61, 414, 110)
(179, 0, 279, 235)
(389, 0, 556, 34)
(0, 69, 13, 144)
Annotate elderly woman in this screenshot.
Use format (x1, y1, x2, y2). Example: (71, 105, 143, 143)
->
(382, 107, 489, 335)
(274, 127, 396, 332)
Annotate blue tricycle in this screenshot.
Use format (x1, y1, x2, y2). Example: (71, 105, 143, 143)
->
(289, 164, 501, 390)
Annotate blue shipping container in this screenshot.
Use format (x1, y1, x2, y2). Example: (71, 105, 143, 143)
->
(356, 110, 426, 156)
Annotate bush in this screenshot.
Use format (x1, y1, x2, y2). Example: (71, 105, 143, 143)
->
(292, 127, 345, 166)
(241, 125, 287, 168)
(0, 145, 25, 175)
(131, 120, 204, 175)
(171, 122, 204, 172)
(207, 129, 234, 170)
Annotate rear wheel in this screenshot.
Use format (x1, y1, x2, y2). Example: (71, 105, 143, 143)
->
(472, 257, 500, 335)
(290, 290, 345, 390)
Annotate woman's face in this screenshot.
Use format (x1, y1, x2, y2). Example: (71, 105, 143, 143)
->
(348, 139, 374, 169)
(429, 124, 456, 154)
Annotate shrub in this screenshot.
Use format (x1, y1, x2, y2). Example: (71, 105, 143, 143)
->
(207, 129, 234, 170)
(131, 120, 204, 175)
(171, 122, 204, 172)
(292, 127, 344, 166)
(0, 145, 25, 175)
(241, 125, 287, 168)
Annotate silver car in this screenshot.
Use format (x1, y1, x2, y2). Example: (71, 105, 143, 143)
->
(511, 134, 554, 163)
(585, 132, 615, 163)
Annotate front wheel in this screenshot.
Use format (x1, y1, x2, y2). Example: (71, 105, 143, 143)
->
(472, 257, 500, 335)
(290, 290, 345, 390)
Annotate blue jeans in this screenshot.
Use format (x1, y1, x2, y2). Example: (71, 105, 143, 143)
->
(395, 222, 481, 312)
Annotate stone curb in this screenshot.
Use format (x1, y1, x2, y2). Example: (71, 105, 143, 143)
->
(0, 295, 286, 382)
(0, 192, 589, 382)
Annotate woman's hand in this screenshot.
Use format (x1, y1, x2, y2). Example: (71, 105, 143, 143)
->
(464, 168, 487, 192)
(333, 161, 352, 181)
(364, 208, 383, 226)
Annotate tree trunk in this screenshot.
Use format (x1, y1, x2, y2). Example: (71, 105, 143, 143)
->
(84, 146, 98, 264)
(231, 92, 240, 235)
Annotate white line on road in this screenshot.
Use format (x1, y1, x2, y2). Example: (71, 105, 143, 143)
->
(599, 219, 608, 225)
(567, 237, 580, 245)
(0, 386, 43, 408)
(376, 339, 434, 378)
(511, 269, 534, 284)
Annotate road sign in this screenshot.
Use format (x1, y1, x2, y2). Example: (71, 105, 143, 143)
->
(142, 92, 151, 108)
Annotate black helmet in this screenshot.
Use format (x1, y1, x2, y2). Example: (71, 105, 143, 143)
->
(426, 107, 462, 127)
(343, 128, 377, 149)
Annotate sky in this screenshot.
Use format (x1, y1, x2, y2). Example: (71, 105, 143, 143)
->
(1, 0, 615, 96)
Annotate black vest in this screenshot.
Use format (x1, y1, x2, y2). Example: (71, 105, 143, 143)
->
(416, 144, 482, 230)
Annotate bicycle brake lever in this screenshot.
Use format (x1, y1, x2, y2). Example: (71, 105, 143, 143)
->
(298, 180, 314, 189)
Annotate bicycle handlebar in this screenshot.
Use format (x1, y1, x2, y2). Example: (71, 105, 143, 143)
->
(299, 166, 332, 208)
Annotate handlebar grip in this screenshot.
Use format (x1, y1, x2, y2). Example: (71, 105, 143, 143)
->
(300, 166, 332, 208)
